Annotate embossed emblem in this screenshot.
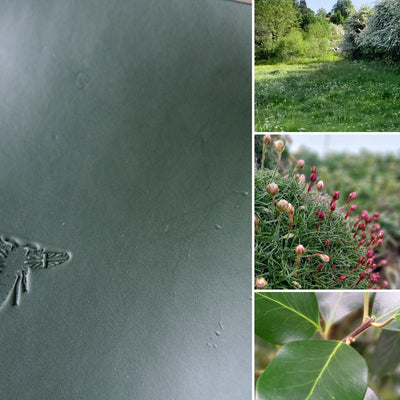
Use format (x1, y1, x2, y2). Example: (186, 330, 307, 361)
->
(0, 236, 71, 308)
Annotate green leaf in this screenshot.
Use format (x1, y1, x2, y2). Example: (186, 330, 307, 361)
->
(369, 329, 400, 378)
(255, 292, 320, 344)
(372, 292, 400, 331)
(256, 340, 368, 400)
(316, 292, 364, 325)
(396, 311, 400, 326)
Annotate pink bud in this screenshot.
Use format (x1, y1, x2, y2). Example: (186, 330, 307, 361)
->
(330, 202, 336, 211)
(311, 165, 317, 173)
(266, 183, 279, 195)
(325, 239, 330, 246)
(331, 264, 336, 270)
(297, 174, 305, 184)
(263, 135, 272, 146)
(338, 275, 347, 281)
(346, 192, 357, 204)
(308, 253, 330, 262)
(295, 245, 306, 256)
(255, 277, 268, 289)
(332, 191, 340, 201)
(295, 159, 305, 170)
(361, 210, 369, 220)
(380, 280, 388, 289)
(377, 230, 385, 239)
(309, 173, 317, 182)
(316, 181, 324, 191)
(378, 259, 388, 267)
(273, 140, 285, 155)
(372, 224, 380, 233)
(373, 212, 380, 221)
(366, 249, 374, 258)
(345, 204, 357, 219)
(277, 199, 289, 213)
(317, 264, 323, 271)
(370, 272, 381, 284)
(319, 211, 325, 220)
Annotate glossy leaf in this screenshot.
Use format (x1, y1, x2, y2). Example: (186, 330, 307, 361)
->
(317, 292, 364, 325)
(372, 292, 400, 331)
(255, 292, 320, 344)
(256, 340, 368, 400)
(369, 329, 400, 377)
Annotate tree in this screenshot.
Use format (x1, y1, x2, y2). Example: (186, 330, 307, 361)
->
(330, 10, 345, 25)
(342, 6, 373, 59)
(298, 0, 309, 14)
(316, 8, 327, 18)
(332, 0, 355, 20)
(255, 0, 299, 60)
(357, 0, 400, 61)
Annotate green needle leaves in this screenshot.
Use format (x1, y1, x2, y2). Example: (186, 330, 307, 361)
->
(256, 340, 368, 400)
(255, 292, 320, 344)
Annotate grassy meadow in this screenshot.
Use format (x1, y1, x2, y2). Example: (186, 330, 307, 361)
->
(254, 60, 400, 132)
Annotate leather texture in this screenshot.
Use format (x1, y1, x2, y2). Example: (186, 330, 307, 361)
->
(0, 1, 251, 399)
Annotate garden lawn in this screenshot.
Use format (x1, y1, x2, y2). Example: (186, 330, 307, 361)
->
(254, 60, 400, 132)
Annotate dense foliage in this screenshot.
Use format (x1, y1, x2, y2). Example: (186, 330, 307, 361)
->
(255, 292, 400, 400)
(344, 0, 400, 61)
(255, 0, 334, 62)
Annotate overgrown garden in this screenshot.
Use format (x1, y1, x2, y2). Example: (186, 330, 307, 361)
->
(254, 0, 400, 132)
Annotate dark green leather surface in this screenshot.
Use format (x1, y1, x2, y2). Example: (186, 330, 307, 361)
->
(0, 1, 251, 399)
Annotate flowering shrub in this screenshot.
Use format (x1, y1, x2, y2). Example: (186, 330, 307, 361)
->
(254, 136, 387, 289)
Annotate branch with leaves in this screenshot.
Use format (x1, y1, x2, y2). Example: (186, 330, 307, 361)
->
(255, 292, 400, 399)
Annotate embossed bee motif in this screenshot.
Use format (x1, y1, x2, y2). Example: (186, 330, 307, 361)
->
(0, 236, 71, 308)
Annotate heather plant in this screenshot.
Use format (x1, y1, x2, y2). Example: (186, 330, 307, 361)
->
(255, 292, 400, 400)
(255, 136, 388, 289)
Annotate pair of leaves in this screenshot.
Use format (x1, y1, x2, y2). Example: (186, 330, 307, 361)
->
(255, 292, 377, 400)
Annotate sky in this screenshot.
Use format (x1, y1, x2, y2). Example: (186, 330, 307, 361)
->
(306, 0, 376, 13)
(288, 134, 400, 156)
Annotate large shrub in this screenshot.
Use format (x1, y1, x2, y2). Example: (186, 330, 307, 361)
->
(275, 29, 308, 61)
(357, 0, 400, 61)
(342, 6, 373, 59)
(255, 0, 299, 60)
(305, 19, 331, 58)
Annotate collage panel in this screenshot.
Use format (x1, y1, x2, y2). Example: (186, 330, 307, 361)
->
(254, 134, 400, 290)
(254, 291, 400, 399)
(254, 0, 400, 133)
(253, 1, 400, 400)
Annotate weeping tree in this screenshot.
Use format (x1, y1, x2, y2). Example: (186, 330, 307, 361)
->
(357, 0, 400, 61)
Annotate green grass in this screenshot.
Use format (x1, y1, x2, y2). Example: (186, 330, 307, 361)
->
(254, 60, 400, 132)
